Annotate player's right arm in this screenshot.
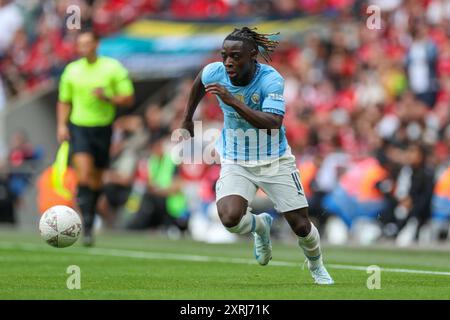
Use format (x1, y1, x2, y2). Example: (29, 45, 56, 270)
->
(182, 69, 206, 137)
(57, 66, 72, 143)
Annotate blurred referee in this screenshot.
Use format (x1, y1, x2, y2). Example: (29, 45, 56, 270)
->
(57, 30, 134, 246)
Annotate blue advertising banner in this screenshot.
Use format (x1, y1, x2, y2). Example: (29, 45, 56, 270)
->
(99, 17, 319, 78)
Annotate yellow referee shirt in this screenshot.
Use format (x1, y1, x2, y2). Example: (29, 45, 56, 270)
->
(58, 56, 134, 127)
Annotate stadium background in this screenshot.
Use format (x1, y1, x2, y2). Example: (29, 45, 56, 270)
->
(0, 0, 449, 248)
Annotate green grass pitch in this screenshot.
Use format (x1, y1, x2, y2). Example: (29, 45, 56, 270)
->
(0, 229, 449, 300)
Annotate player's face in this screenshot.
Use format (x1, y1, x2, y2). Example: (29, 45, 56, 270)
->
(221, 40, 256, 83)
(76, 33, 98, 59)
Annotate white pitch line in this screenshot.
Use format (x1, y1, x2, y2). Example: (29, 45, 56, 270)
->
(1, 242, 450, 277)
(327, 264, 450, 276)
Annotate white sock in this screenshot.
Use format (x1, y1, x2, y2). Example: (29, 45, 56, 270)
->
(226, 209, 265, 235)
(298, 222, 322, 269)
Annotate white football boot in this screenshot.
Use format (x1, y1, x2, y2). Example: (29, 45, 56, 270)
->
(306, 259, 334, 285)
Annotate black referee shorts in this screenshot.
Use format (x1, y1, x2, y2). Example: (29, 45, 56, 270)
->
(69, 123, 112, 169)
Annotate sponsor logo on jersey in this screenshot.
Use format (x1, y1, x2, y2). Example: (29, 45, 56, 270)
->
(268, 93, 284, 101)
(234, 93, 245, 103)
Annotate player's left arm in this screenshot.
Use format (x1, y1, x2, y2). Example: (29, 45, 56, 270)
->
(205, 80, 284, 130)
(94, 62, 135, 107)
(108, 94, 135, 108)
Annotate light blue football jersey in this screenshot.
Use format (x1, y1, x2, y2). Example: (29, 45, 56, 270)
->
(201, 61, 289, 164)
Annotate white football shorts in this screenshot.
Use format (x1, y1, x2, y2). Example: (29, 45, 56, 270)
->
(215, 155, 309, 213)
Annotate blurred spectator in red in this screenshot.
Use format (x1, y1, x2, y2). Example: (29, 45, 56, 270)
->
(170, 0, 230, 19)
(8, 130, 44, 203)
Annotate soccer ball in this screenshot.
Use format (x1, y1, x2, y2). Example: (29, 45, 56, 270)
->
(39, 205, 82, 248)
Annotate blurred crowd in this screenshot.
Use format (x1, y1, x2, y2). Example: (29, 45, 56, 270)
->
(1, 0, 449, 246)
(0, 0, 361, 107)
(266, 0, 450, 246)
(0, 130, 44, 224)
(0, 0, 153, 105)
(98, 0, 450, 245)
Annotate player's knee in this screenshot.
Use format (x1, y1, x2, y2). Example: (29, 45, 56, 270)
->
(292, 217, 311, 237)
(219, 211, 242, 228)
(89, 173, 103, 190)
(284, 207, 312, 237)
(294, 220, 311, 237)
(217, 204, 244, 228)
(77, 172, 90, 186)
(73, 155, 95, 186)
(74, 164, 91, 185)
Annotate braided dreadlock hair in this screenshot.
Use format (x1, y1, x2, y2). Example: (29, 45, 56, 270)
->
(224, 27, 280, 63)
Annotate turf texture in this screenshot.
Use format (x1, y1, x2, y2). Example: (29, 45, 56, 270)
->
(0, 229, 449, 300)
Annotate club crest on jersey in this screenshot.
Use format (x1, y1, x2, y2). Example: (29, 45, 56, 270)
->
(251, 93, 260, 104)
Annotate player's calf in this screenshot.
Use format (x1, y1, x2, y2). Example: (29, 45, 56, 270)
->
(289, 216, 312, 238)
(284, 208, 334, 284)
(217, 196, 274, 266)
